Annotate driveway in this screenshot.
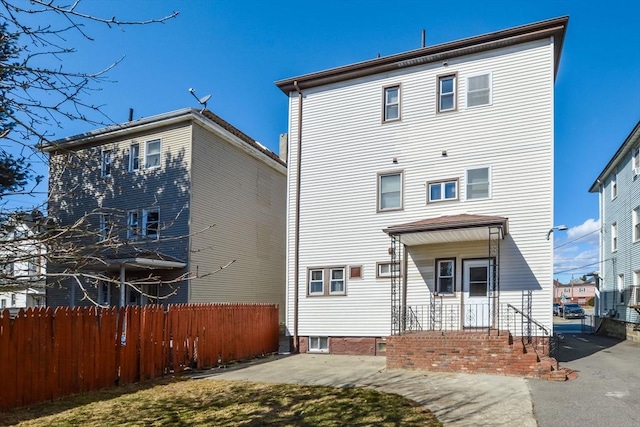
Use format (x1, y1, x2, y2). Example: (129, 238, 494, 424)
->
(198, 354, 536, 427)
(529, 332, 640, 427)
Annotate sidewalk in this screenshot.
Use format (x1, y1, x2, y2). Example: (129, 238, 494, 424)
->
(197, 354, 536, 427)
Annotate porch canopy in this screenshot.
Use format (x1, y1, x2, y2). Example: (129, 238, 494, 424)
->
(72, 247, 186, 272)
(383, 214, 508, 245)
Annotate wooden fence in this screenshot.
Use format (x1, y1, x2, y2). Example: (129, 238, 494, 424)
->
(0, 303, 279, 411)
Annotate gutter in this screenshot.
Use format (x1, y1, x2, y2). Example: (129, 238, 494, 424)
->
(293, 80, 302, 353)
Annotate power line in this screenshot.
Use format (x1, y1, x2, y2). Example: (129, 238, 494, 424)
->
(553, 259, 609, 275)
(554, 227, 599, 249)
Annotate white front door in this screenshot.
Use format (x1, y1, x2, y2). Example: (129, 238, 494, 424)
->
(463, 259, 491, 327)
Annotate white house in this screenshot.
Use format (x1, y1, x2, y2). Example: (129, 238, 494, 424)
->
(0, 212, 47, 312)
(277, 17, 568, 356)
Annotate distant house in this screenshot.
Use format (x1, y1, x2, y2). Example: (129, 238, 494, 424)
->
(42, 109, 286, 321)
(276, 16, 568, 360)
(0, 212, 47, 312)
(553, 279, 596, 305)
(589, 121, 640, 341)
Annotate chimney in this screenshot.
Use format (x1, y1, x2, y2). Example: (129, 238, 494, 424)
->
(279, 133, 288, 163)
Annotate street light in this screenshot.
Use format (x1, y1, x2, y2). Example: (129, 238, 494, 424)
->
(546, 225, 568, 240)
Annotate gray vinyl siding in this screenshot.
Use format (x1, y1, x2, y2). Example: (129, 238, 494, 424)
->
(286, 38, 556, 337)
(600, 147, 640, 323)
(189, 122, 286, 322)
(47, 122, 192, 306)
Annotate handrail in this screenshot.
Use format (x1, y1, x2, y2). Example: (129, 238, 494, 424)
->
(506, 303, 550, 336)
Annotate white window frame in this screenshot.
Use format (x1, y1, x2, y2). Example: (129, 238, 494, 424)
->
(129, 142, 140, 172)
(632, 271, 640, 306)
(308, 336, 329, 353)
(611, 169, 618, 200)
(98, 281, 111, 306)
(383, 85, 400, 122)
(329, 268, 345, 295)
(633, 207, 640, 243)
(11, 294, 16, 307)
(376, 261, 401, 278)
(617, 274, 625, 304)
(437, 74, 457, 112)
(127, 210, 140, 240)
(466, 72, 492, 108)
(98, 213, 109, 242)
(465, 166, 491, 201)
(308, 269, 324, 295)
(632, 146, 639, 177)
(378, 171, 403, 212)
(145, 139, 161, 169)
(428, 179, 458, 203)
(436, 258, 456, 295)
(1, 299, 6, 309)
(142, 208, 160, 239)
(101, 149, 112, 177)
(611, 222, 618, 252)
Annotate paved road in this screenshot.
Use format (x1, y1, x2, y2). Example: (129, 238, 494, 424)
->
(529, 330, 640, 427)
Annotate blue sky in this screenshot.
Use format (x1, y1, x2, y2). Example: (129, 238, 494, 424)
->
(7, 0, 640, 282)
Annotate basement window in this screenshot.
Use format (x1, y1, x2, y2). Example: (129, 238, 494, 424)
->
(309, 336, 329, 353)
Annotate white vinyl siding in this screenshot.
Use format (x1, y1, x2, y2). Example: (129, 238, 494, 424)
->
(286, 38, 557, 337)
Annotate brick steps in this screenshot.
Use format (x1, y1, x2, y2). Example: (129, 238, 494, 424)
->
(386, 331, 576, 381)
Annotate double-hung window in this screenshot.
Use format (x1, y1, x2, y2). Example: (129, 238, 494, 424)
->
(101, 149, 112, 177)
(129, 143, 140, 171)
(633, 146, 639, 177)
(466, 167, 491, 200)
(611, 222, 618, 252)
(378, 172, 402, 211)
(436, 259, 455, 294)
(383, 85, 400, 122)
(633, 207, 640, 243)
(142, 208, 160, 239)
(466, 73, 492, 107)
(437, 74, 456, 112)
(611, 170, 618, 199)
(98, 282, 111, 306)
(98, 213, 110, 242)
(617, 274, 625, 304)
(127, 210, 140, 239)
(308, 266, 346, 296)
(428, 179, 457, 203)
(145, 139, 161, 169)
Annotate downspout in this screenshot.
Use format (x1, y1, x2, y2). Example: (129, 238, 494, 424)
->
(293, 80, 303, 353)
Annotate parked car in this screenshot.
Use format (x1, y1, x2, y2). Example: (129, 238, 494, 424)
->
(562, 303, 585, 319)
(553, 303, 561, 316)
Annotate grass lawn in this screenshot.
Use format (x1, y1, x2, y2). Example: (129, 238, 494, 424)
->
(0, 378, 441, 426)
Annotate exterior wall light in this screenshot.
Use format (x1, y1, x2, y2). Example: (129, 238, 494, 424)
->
(546, 225, 568, 240)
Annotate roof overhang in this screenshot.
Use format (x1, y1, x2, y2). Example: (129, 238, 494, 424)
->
(589, 121, 640, 193)
(383, 214, 508, 247)
(95, 257, 187, 272)
(276, 16, 568, 94)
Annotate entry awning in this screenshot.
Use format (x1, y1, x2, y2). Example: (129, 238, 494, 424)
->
(73, 248, 186, 272)
(383, 214, 508, 246)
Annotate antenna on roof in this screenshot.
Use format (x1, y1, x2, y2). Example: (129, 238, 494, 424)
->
(188, 87, 212, 112)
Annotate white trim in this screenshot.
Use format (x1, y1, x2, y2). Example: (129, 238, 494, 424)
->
(308, 336, 329, 353)
(428, 179, 458, 203)
(383, 85, 401, 122)
(611, 222, 618, 252)
(101, 149, 112, 177)
(438, 74, 456, 112)
(464, 166, 492, 201)
(329, 267, 346, 295)
(142, 208, 160, 239)
(145, 139, 162, 169)
(127, 210, 139, 240)
(129, 142, 140, 172)
(308, 268, 324, 295)
(466, 71, 493, 108)
(633, 206, 640, 243)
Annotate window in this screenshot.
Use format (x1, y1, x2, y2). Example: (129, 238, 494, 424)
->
(467, 73, 491, 107)
(142, 208, 160, 239)
(436, 259, 455, 294)
(428, 179, 457, 202)
(579, 287, 586, 293)
(98, 213, 110, 242)
(98, 282, 111, 306)
(383, 85, 400, 122)
(611, 170, 618, 199)
(101, 149, 112, 177)
(129, 143, 140, 171)
(330, 268, 345, 294)
(611, 222, 618, 252)
(633, 207, 640, 243)
(309, 269, 324, 295)
(632, 272, 640, 306)
(349, 266, 362, 279)
(11, 294, 16, 307)
(633, 146, 639, 177)
(145, 139, 161, 169)
(127, 210, 140, 239)
(437, 74, 456, 112)
(1, 299, 5, 309)
(378, 172, 402, 211)
(376, 262, 401, 278)
(617, 274, 625, 304)
(309, 336, 328, 353)
(308, 267, 346, 296)
(466, 167, 490, 200)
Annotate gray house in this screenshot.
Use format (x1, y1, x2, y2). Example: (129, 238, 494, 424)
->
(589, 121, 640, 341)
(43, 108, 286, 320)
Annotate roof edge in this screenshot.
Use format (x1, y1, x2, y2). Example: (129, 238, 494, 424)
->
(276, 16, 568, 94)
(589, 120, 640, 193)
